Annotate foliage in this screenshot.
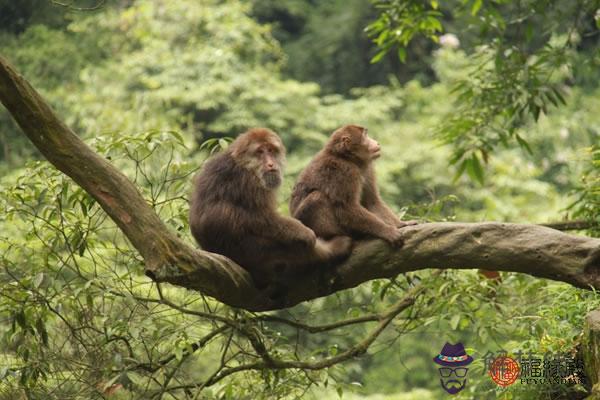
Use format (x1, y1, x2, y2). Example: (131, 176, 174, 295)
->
(369, 0, 600, 182)
(367, 0, 443, 63)
(0, 0, 598, 398)
(569, 145, 600, 236)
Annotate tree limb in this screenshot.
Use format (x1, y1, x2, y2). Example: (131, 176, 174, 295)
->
(1, 55, 600, 312)
(542, 220, 596, 231)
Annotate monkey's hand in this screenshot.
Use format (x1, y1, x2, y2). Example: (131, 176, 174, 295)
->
(297, 227, 317, 247)
(383, 227, 405, 247)
(281, 218, 317, 247)
(396, 220, 419, 228)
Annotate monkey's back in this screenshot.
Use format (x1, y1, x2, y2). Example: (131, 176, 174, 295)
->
(291, 151, 359, 211)
(189, 151, 277, 280)
(290, 151, 362, 239)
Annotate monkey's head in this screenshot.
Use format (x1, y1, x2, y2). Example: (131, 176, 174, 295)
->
(230, 128, 285, 190)
(328, 124, 381, 163)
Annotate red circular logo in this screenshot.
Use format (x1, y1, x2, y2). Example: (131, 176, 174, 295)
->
(489, 356, 520, 387)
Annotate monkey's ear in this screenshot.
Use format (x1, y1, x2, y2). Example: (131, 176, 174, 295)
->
(333, 136, 349, 154)
(341, 135, 351, 150)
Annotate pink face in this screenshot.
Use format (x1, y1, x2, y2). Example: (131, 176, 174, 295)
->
(244, 139, 284, 189)
(361, 128, 381, 159)
(252, 142, 280, 173)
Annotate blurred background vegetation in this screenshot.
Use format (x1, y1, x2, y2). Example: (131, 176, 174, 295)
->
(0, 0, 598, 399)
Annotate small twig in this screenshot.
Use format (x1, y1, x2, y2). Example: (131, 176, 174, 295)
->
(256, 313, 380, 333)
(132, 325, 229, 373)
(51, 0, 106, 11)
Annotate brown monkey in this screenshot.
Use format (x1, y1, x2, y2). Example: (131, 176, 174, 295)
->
(189, 128, 351, 291)
(290, 124, 417, 247)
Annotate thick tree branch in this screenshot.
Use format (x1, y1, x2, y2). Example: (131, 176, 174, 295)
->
(1, 55, 600, 312)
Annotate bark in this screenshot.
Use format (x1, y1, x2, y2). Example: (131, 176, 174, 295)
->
(1, 55, 600, 312)
(584, 309, 600, 399)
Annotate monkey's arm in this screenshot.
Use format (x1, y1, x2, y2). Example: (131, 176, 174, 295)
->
(362, 168, 417, 228)
(363, 187, 402, 225)
(367, 198, 416, 228)
(316, 166, 399, 244)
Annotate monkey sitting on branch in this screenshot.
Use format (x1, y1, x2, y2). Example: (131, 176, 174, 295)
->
(189, 128, 351, 291)
(290, 124, 417, 247)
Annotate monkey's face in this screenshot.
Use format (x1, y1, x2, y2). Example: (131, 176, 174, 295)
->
(254, 142, 283, 189)
(232, 129, 285, 190)
(331, 125, 380, 162)
(361, 129, 381, 160)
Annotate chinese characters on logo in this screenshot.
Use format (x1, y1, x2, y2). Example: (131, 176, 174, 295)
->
(483, 350, 586, 386)
(433, 344, 587, 395)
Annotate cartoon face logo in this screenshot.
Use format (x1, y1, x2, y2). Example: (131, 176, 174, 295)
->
(433, 342, 474, 395)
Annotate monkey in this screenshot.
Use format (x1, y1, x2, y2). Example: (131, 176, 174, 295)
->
(290, 124, 417, 247)
(189, 128, 352, 291)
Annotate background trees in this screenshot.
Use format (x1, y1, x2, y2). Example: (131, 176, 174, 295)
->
(0, 0, 598, 399)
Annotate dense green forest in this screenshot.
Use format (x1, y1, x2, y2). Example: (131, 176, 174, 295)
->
(0, 0, 598, 399)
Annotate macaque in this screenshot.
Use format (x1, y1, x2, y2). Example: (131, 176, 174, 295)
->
(189, 128, 351, 290)
(290, 124, 417, 246)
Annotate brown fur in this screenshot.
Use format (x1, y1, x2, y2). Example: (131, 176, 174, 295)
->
(290, 124, 417, 246)
(189, 128, 351, 291)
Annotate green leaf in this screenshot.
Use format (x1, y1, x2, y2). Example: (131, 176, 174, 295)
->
(552, 87, 566, 105)
(80, 198, 88, 217)
(471, 0, 482, 16)
(329, 345, 338, 356)
(86, 293, 94, 309)
(450, 314, 461, 330)
(465, 154, 485, 185)
(545, 90, 558, 107)
(37, 188, 48, 205)
(397, 47, 407, 63)
(452, 159, 468, 183)
(35, 318, 48, 346)
(427, 16, 443, 32)
(370, 49, 387, 64)
(174, 346, 183, 361)
(15, 311, 27, 330)
(218, 138, 230, 150)
(516, 134, 533, 156)
(532, 104, 541, 121)
(78, 237, 87, 256)
(169, 130, 185, 145)
(33, 273, 44, 288)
